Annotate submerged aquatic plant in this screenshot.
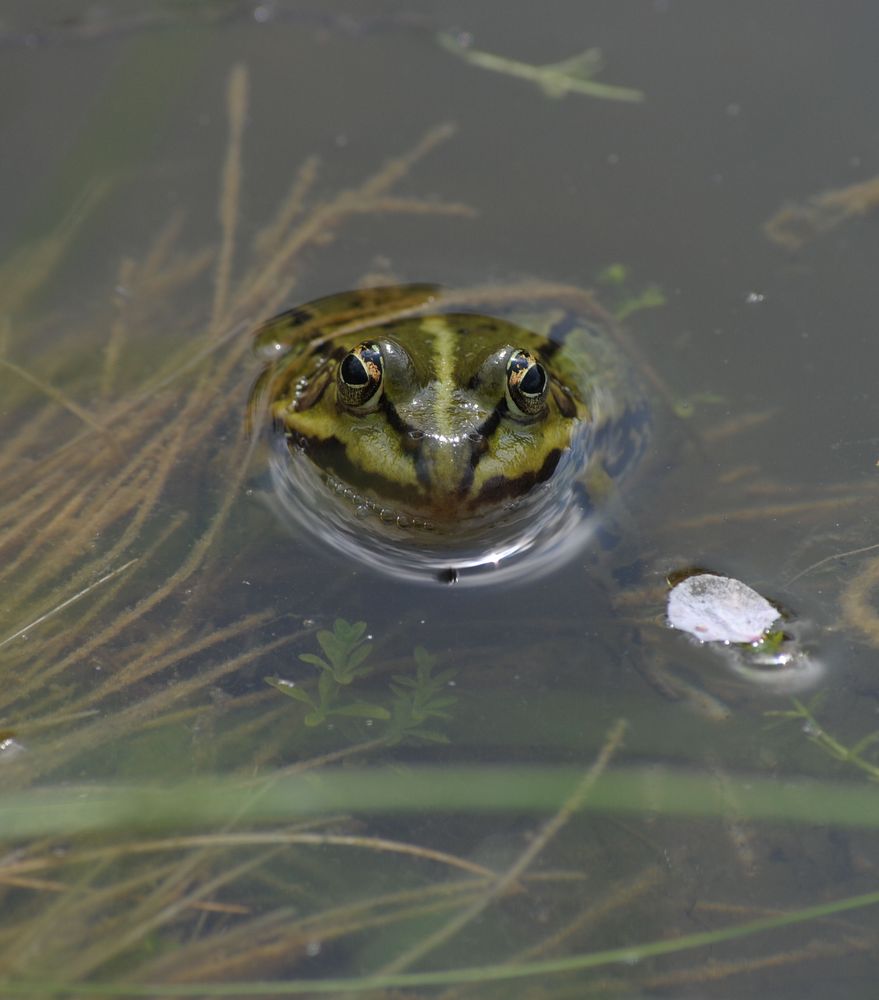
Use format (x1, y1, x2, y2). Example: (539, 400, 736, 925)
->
(385, 644, 458, 745)
(298, 618, 375, 686)
(0, 60, 503, 994)
(3, 43, 879, 1000)
(266, 618, 389, 726)
(267, 621, 457, 743)
(437, 30, 645, 102)
(768, 696, 879, 782)
(0, 63, 471, 784)
(596, 262, 666, 322)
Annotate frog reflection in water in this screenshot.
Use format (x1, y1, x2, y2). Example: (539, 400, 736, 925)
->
(249, 284, 649, 584)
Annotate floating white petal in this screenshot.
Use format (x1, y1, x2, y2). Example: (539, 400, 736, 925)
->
(667, 573, 779, 644)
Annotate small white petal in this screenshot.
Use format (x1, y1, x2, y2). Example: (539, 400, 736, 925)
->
(668, 573, 779, 644)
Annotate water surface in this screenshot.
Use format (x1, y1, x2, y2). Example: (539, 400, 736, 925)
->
(2, 3, 879, 996)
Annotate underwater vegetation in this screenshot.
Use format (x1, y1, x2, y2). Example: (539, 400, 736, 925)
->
(764, 172, 879, 250)
(437, 30, 645, 103)
(266, 618, 457, 743)
(3, 58, 879, 999)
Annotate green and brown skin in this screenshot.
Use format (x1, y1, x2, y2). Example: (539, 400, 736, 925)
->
(251, 284, 644, 525)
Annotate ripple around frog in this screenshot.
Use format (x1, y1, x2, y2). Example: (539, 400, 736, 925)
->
(266, 424, 608, 585)
(251, 284, 649, 587)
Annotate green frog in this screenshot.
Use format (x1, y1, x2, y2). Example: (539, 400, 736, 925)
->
(249, 283, 649, 584)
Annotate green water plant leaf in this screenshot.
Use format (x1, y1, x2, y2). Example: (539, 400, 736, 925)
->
(305, 618, 373, 684)
(767, 698, 879, 781)
(269, 618, 381, 729)
(386, 645, 457, 746)
(331, 703, 391, 720)
(265, 676, 315, 708)
(437, 30, 645, 103)
(596, 263, 666, 320)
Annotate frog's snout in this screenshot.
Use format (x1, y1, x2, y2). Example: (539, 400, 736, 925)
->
(416, 434, 484, 511)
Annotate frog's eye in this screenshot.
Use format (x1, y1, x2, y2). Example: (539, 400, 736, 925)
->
(505, 349, 548, 418)
(337, 341, 383, 410)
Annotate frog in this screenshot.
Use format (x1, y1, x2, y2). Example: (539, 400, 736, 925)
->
(248, 283, 649, 584)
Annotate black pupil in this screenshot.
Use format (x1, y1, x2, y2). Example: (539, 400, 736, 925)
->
(341, 353, 368, 385)
(520, 363, 546, 396)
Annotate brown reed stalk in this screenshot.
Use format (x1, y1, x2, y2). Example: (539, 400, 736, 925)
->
(5, 420, 253, 695)
(137, 685, 277, 736)
(0, 181, 108, 317)
(638, 936, 871, 991)
(0, 63, 527, 994)
(1, 832, 496, 884)
(377, 719, 628, 977)
(63, 849, 279, 982)
(0, 455, 157, 609)
(0, 405, 59, 480)
(6, 631, 301, 782)
(0, 357, 111, 437)
(100, 257, 137, 397)
(519, 866, 663, 961)
(254, 154, 320, 258)
(211, 63, 248, 331)
(7, 514, 188, 691)
(73, 609, 277, 710)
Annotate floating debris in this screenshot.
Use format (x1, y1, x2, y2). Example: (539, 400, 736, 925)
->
(667, 573, 780, 644)
(437, 30, 645, 103)
(666, 571, 824, 692)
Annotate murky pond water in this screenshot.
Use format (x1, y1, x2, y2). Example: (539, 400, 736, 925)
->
(3, 2, 879, 996)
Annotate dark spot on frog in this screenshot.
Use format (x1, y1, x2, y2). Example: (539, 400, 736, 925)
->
(475, 448, 562, 506)
(279, 306, 311, 327)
